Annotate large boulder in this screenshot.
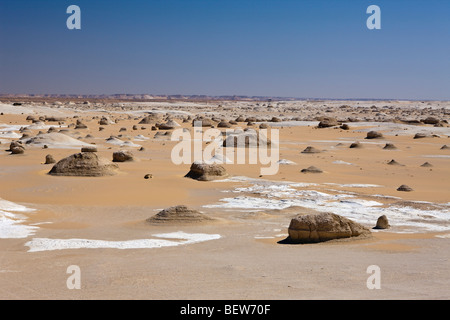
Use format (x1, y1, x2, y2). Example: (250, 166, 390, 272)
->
(184, 161, 228, 181)
(146, 205, 213, 224)
(287, 212, 371, 243)
(48, 152, 119, 177)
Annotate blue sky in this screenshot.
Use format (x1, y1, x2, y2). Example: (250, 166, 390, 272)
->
(0, 0, 449, 99)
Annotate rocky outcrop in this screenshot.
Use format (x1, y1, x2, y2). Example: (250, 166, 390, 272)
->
(287, 212, 371, 243)
(48, 152, 119, 177)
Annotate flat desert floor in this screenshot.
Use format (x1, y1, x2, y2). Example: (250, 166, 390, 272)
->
(0, 99, 449, 299)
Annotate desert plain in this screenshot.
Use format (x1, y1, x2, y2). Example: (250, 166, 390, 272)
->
(0, 98, 449, 299)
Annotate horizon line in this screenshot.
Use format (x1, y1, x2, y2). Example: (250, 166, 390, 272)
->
(0, 93, 448, 103)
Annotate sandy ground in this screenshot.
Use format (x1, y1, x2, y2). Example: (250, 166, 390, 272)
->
(0, 100, 449, 300)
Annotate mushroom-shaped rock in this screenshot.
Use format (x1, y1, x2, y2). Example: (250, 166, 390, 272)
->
(287, 212, 371, 243)
(48, 152, 119, 177)
(184, 161, 228, 181)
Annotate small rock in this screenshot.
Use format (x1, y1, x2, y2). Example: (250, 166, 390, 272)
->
(383, 143, 397, 150)
(301, 166, 323, 173)
(374, 215, 390, 229)
(45, 154, 56, 164)
(387, 159, 403, 166)
(366, 131, 383, 139)
(112, 150, 134, 162)
(397, 184, 413, 192)
(301, 146, 321, 154)
(349, 142, 362, 149)
(414, 133, 429, 139)
(10, 146, 25, 154)
(81, 146, 98, 153)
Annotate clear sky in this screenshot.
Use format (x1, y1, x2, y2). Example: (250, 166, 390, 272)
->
(0, 0, 449, 100)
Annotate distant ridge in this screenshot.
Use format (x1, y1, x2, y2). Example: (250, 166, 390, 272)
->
(0, 93, 445, 102)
